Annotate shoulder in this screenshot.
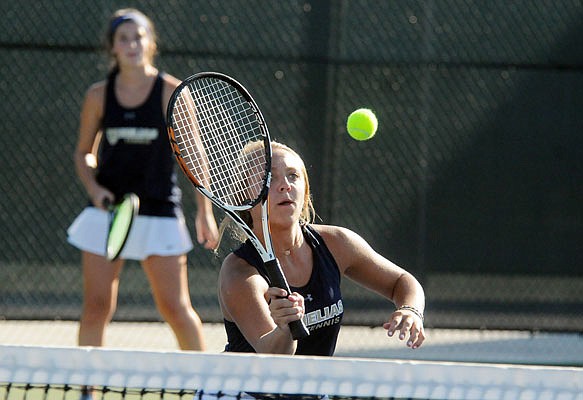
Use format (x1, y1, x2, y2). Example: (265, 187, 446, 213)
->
(160, 72, 181, 91)
(308, 224, 373, 273)
(220, 252, 265, 284)
(159, 72, 182, 109)
(80, 80, 107, 119)
(84, 80, 107, 105)
(219, 252, 268, 298)
(309, 224, 361, 246)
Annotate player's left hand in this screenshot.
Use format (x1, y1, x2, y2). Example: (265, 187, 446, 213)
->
(384, 308, 426, 349)
(195, 211, 219, 250)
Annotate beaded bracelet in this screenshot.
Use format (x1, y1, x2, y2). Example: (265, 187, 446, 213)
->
(397, 305, 424, 322)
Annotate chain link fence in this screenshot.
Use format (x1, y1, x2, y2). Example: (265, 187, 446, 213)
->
(1, 0, 582, 332)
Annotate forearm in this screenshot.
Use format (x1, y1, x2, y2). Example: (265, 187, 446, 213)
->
(195, 191, 213, 214)
(74, 151, 100, 199)
(391, 272, 425, 312)
(255, 326, 298, 355)
(384, 272, 426, 349)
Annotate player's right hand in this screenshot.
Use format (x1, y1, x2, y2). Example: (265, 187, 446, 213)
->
(267, 287, 305, 331)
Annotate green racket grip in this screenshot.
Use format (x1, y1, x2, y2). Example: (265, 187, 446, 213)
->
(264, 259, 310, 340)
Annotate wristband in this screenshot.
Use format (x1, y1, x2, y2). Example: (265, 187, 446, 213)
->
(397, 305, 424, 322)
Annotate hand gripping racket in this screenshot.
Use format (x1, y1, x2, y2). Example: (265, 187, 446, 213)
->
(104, 193, 140, 261)
(166, 72, 309, 340)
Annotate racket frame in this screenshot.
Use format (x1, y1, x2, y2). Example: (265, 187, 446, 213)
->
(105, 193, 139, 261)
(167, 72, 309, 340)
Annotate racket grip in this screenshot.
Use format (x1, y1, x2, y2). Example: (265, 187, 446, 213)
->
(289, 317, 310, 340)
(264, 259, 310, 340)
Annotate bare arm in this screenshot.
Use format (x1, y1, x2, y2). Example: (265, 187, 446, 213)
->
(218, 253, 304, 354)
(317, 225, 426, 349)
(74, 82, 112, 209)
(193, 191, 219, 249)
(163, 75, 219, 249)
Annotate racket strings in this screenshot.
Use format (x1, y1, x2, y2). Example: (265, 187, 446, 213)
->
(171, 78, 266, 207)
(191, 83, 249, 201)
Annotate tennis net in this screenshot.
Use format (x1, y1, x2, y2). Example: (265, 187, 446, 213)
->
(1, 344, 582, 400)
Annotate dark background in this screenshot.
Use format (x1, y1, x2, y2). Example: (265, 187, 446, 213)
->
(1, 0, 581, 332)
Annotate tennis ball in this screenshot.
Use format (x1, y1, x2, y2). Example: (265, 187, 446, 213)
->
(346, 108, 378, 141)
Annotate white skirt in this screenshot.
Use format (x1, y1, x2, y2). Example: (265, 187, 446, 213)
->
(67, 207, 194, 261)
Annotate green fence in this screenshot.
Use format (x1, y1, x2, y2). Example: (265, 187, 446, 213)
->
(1, 0, 582, 331)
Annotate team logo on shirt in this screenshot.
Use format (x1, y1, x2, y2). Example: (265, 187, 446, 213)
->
(106, 127, 158, 145)
(303, 299, 343, 331)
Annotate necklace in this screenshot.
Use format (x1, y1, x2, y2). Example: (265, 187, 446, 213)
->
(282, 231, 303, 256)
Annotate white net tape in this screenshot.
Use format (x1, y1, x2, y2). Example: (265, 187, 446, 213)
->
(1, 345, 582, 400)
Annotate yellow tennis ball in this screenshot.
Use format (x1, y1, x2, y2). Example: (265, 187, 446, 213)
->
(346, 108, 378, 141)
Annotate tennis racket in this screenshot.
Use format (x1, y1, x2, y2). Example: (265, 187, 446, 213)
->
(166, 71, 309, 340)
(104, 193, 140, 261)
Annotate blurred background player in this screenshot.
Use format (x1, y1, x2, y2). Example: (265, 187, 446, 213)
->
(67, 8, 218, 352)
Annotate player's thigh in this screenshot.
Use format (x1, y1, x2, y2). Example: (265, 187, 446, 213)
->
(142, 254, 190, 300)
(81, 252, 123, 292)
(82, 252, 123, 313)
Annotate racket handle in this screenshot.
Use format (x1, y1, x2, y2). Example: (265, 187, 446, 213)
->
(289, 314, 310, 340)
(264, 259, 310, 340)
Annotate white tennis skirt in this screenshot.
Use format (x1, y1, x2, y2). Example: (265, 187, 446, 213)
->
(67, 207, 194, 261)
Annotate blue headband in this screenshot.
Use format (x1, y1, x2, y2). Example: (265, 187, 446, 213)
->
(110, 12, 149, 36)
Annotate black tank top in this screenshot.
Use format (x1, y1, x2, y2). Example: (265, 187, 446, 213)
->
(224, 224, 343, 356)
(96, 71, 181, 216)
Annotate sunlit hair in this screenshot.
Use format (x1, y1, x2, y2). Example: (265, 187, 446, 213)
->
(104, 8, 158, 71)
(214, 141, 316, 250)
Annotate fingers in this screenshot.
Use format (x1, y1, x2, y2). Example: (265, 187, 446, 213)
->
(199, 236, 217, 250)
(195, 215, 219, 250)
(406, 324, 425, 349)
(92, 190, 113, 210)
(196, 227, 218, 250)
(383, 311, 426, 349)
(267, 288, 305, 329)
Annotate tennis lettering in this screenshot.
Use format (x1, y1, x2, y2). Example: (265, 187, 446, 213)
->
(106, 127, 158, 145)
(303, 299, 343, 328)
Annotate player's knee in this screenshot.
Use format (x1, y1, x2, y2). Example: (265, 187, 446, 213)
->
(82, 296, 116, 321)
(156, 299, 186, 319)
(159, 301, 200, 326)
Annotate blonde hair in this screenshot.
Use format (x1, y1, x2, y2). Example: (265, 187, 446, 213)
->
(105, 8, 158, 71)
(214, 141, 316, 249)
